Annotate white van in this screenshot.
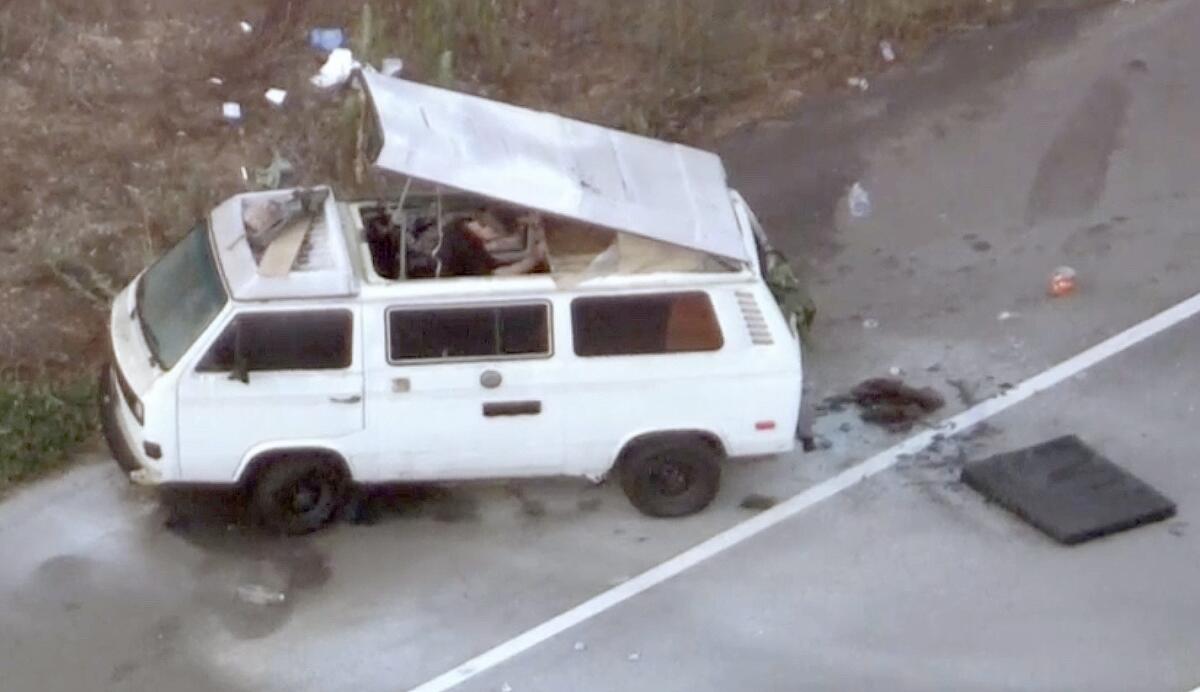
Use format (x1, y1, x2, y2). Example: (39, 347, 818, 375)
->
(100, 72, 802, 533)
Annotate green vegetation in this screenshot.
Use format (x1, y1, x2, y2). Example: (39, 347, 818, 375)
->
(0, 377, 97, 494)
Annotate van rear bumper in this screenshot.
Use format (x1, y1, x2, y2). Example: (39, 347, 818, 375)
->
(99, 365, 148, 478)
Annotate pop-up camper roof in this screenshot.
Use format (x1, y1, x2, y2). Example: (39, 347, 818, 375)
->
(357, 70, 749, 263)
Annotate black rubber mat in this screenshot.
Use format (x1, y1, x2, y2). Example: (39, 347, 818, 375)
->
(962, 435, 1176, 545)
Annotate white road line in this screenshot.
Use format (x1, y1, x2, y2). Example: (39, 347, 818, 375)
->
(411, 292, 1200, 692)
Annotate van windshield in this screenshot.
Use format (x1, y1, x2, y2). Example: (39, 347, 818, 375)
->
(136, 221, 227, 370)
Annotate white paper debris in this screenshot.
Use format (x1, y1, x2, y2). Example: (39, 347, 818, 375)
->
(381, 57, 405, 77)
(236, 583, 285, 606)
(222, 102, 243, 121)
(889, 366, 904, 377)
(862, 318, 879, 329)
(500, 684, 513, 692)
(264, 88, 288, 106)
(311, 48, 359, 88)
(627, 652, 641, 662)
(573, 641, 587, 652)
(847, 76, 869, 91)
(997, 311, 1019, 321)
(848, 182, 872, 218)
(239, 20, 253, 33)
(208, 76, 224, 85)
(880, 40, 896, 63)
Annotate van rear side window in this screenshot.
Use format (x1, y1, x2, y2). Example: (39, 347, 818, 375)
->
(388, 304, 550, 362)
(572, 292, 723, 357)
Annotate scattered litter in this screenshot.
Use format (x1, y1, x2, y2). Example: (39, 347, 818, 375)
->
(862, 318, 879, 329)
(381, 57, 405, 77)
(880, 40, 896, 63)
(500, 684, 513, 692)
(847, 76, 869, 91)
(1048, 266, 1078, 297)
(311, 48, 359, 88)
(236, 583, 286, 606)
(888, 366, 904, 377)
(222, 102, 242, 122)
(848, 182, 872, 218)
(997, 310, 1019, 321)
(239, 20, 253, 34)
(240, 166, 249, 183)
(627, 653, 641, 662)
(573, 641, 587, 652)
(740, 494, 779, 511)
(208, 76, 224, 85)
(846, 377, 944, 432)
(308, 27, 346, 53)
(249, 154, 296, 191)
(264, 88, 288, 107)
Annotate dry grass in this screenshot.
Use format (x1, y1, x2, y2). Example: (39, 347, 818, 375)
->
(356, 0, 1019, 140)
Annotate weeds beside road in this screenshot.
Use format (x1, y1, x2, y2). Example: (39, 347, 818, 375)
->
(0, 377, 96, 495)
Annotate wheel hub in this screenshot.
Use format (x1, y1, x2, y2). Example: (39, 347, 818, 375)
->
(651, 462, 690, 497)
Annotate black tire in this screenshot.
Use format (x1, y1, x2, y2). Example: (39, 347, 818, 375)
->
(618, 438, 722, 518)
(251, 456, 347, 535)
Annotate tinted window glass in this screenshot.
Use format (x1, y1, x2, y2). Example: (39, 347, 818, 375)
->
(572, 292, 723, 357)
(199, 311, 353, 372)
(389, 304, 550, 362)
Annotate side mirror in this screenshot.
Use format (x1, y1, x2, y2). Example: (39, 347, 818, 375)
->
(229, 321, 250, 384)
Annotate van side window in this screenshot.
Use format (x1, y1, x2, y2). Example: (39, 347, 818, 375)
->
(571, 292, 723, 357)
(198, 310, 353, 372)
(388, 304, 550, 362)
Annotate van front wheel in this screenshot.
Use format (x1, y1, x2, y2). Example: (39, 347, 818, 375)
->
(251, 457, 347, 535)
(618, 439, 721, 518)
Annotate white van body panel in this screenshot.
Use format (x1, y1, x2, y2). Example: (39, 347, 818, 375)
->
(105, 185, 801, 488)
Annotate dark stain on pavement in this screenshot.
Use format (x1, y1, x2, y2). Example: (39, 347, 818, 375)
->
(157, 490, 333, 640)
(342, 484, 481, 525)
(1062, 221, 1115, 257)
(1026, 76, 1131, 224)
(740, 494, 779, 511)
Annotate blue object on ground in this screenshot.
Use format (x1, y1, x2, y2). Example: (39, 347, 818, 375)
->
(309, 28, 345, 53)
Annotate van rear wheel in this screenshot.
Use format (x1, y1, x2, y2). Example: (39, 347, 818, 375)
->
(618, 439, 721, 518)
(251, 457, 347, 535)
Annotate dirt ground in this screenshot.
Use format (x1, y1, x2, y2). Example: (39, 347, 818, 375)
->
(0, 0, 1025, 378)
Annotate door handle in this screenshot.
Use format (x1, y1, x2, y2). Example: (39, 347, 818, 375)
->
(483, 401, 542, 417)
(329, 395, 362, 404)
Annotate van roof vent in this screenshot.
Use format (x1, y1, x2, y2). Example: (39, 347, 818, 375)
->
(242, 189, 337, 277)
(736, 290, 774, 345)
(291, 219, 335, 272)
